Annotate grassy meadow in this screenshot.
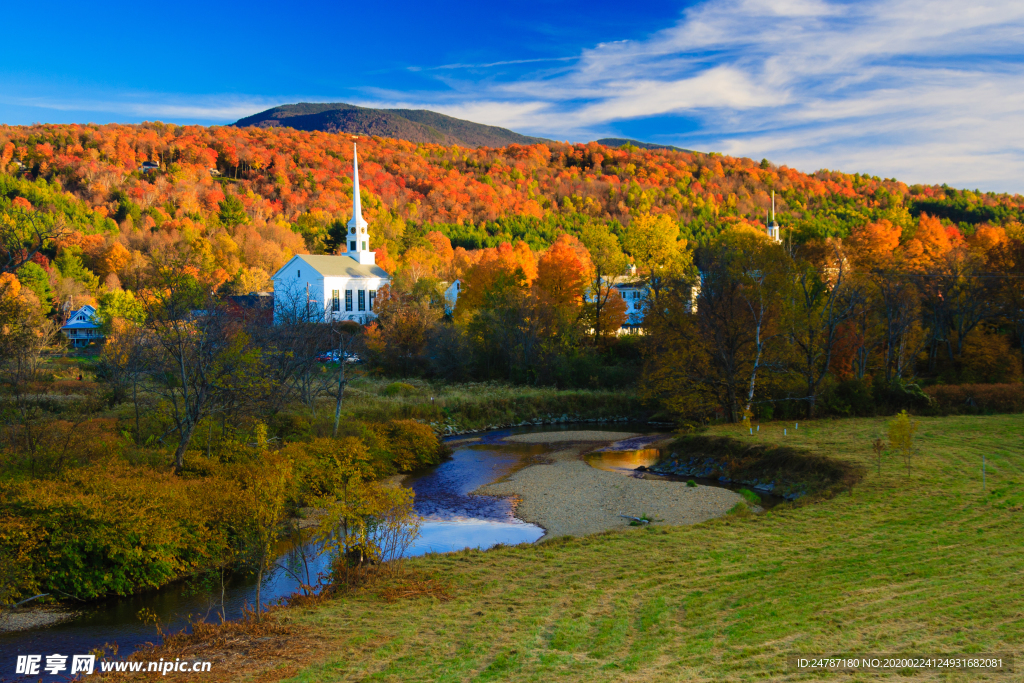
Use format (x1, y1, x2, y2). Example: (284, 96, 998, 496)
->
(339, 377, 647, 431)
(216, 413, 1024, 682)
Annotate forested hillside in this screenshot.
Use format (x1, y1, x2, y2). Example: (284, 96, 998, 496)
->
(0, 119, 1019, 317)
(2, 120, 1023, 305)
(235, 102, 549, 148)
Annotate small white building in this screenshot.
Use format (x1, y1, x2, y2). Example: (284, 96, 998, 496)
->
(443, 279, 461, 315)
(272, 144, 391, 324)
(61, 305, 103, 347)
(613, 280, 648, 328)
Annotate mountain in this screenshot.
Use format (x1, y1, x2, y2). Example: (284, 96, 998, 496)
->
(234, 102, 550, 148)
(595, 138, 697, 153)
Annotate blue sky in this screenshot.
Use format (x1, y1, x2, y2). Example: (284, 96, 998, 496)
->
(2, 0, 1023, 192)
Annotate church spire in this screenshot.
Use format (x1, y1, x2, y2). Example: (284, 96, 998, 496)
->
(767, 190, 781, 244)
(347, 143, 375, 266)
(348, 143, 368, 231)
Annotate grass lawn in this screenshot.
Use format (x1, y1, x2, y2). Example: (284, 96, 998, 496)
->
(182, 415, 1024, 681)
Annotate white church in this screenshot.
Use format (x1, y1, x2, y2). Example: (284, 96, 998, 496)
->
(272, 144, 391, 324)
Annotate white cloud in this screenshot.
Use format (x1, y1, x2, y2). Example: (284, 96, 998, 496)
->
(375, 0, 1024, 191)
(7, 0, 1024, 190)
(0, 94, 279, 124)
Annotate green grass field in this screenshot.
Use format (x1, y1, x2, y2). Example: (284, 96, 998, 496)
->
(262, 415, 1024, 681)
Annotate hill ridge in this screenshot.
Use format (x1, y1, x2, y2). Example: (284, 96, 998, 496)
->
(234, 102, 551, 149)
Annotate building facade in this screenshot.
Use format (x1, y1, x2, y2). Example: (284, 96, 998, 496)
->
(271, 144, 391, 324)
(61, 305, 103, 347)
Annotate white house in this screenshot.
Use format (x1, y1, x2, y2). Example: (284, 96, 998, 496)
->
(61, 305, 103, 347)
(443, 279, 461, 315)
(272, 144, 391, 324)
(613, 280, 649, 328)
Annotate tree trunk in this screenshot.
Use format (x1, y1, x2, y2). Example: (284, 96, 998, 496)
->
(173, 420, 197, 473)
(255, 565, 263, 619)
(332, 358, 347, 438)
(133, 377, 140, 443)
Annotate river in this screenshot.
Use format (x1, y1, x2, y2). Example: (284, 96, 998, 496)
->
(0, 425, 659, 678)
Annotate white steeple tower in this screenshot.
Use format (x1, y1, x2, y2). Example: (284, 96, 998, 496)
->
(767, 190, 781, 244)
(347, 143, 375, 266)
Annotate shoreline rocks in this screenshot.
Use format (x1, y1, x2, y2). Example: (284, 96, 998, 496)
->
(650, 452, 807, 501)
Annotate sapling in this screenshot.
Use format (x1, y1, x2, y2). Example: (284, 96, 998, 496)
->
(887, 410, 918, 476)
(872, 437, 886, 475)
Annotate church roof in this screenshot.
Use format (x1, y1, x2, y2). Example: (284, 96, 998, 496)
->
(284, 254, 390, 279)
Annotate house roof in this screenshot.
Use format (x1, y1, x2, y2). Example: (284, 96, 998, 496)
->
(275, 254, 390, 280)
(228, 292, 275, 310)
(62, 305, 100, 330)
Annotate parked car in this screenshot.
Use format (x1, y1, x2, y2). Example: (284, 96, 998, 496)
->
(316, 351, 362, 364)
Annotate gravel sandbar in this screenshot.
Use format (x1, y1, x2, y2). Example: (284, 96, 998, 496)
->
(0, 607, 78, 633)
(475, 444, 743, 538)
(503, 431, 641, 444)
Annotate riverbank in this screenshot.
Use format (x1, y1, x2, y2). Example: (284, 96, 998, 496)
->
(126, 413, 1024, 683)
(0, 607, 78, 634)
(476, 431, 744, 538)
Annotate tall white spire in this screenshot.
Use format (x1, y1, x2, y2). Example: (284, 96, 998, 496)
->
(348, 143, 368, 231)
(767, 190, 781, 244)
(347, 143, 375, 266)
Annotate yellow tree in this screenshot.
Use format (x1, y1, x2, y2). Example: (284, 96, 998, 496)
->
(621, 212, 693, 303)
(580, 224, 628, 342)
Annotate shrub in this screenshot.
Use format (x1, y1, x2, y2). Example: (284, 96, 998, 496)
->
(375, 419, 445, 472)
(736, 488, 761, 505)
(382, 382, 418, 397)
(0, 458, 249, 599)
(281, 437, 375, 505)
(686, 479, 697, 487)
(925, 384, 1024, 415)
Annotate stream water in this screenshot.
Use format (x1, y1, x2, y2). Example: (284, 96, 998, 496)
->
(1, 424, 660, 679)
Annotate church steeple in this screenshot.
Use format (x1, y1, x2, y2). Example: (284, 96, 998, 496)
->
(347, 143, 375, 265)
(767, 190, 781, 244)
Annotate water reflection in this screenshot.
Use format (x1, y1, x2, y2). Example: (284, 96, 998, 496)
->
(585, 448, 785, 509)
(584, 448, 661, 474)
(1, 440, 545, 676)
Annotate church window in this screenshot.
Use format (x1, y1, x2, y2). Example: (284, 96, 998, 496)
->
(345, 290, 353, 311)
(361, 241, 367, 251)
(297, 270, 300, 278)
(369, 290, 376, 311)
(332, 290, 340, 311)
(350, 240, 356, 252)
(358, 290, 366, 312)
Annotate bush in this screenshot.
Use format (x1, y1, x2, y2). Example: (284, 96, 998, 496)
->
(0, 458, 250, 599)
(821, 378, 875, 416)
(375, 419, 445, 472)
(736, 488, 761, 505)
(872, 379, 933, 413)
(383, 382, 418, 397)
(925, 384, 1024, 415)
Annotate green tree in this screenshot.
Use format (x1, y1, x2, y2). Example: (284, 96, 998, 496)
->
(218, 195, 249, 228)
(16, 262, 52, 311)
(54, 246, 100, 292)
(97, 289, 146, 330)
